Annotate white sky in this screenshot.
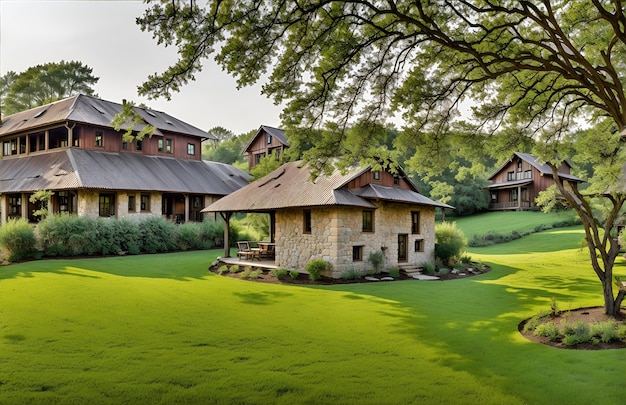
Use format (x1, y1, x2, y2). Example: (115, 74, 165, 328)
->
(0, 0, 283, 135)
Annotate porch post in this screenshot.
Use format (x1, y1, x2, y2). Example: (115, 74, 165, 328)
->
(220, 212, 232, 258)
(0, 195, 7, 224)
(184, 194, 189, 223)
(517, 185, 522, 210)
(270, 211, 276, 243)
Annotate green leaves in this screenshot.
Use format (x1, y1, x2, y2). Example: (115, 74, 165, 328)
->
(1, 60, 98, 115)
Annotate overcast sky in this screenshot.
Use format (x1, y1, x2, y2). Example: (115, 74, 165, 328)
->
(0, 0, 283, 135)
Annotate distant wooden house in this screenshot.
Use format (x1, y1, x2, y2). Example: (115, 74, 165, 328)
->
(487, 152, 584, 211)
(203, 160, 452, 278)
(0, 94, 251, 223)
(243, 125, 289, 170)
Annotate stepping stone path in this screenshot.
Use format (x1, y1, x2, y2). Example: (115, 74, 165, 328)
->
(412, 274, 440, 280)
(364, 276, 381, 281)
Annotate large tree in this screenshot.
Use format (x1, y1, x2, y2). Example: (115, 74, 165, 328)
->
(137, 0, 626, 316)
(1, 60, 99, 116)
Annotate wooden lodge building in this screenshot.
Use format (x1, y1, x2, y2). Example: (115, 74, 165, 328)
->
(0, 94, 250, 223)
(487, 152, 584, 211)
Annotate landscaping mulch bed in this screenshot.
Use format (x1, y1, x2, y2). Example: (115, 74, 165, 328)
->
(208, 263, 490, 285)
(519, 307, 626, 350)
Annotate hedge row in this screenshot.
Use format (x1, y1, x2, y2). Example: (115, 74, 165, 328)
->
(0, 214, 239, 262)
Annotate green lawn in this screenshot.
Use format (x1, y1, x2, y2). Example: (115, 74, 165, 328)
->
(451, 210, 579, 238)
(0, 228, 624, 404)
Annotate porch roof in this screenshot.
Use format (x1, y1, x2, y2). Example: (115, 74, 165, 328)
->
(486, 179, 533, 190)
(353, 184, 454, 209)
(0, 149, 251, 194)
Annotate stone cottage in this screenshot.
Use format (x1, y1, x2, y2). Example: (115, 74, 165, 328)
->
(203, 160, 453, 277)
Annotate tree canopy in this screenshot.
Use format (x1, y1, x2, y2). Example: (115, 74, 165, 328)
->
(138, 0, 626, 316)
(1, 60, 99, 116)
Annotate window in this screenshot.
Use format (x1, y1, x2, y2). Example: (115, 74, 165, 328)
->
(58, 191, 70, 213)
(510, 189, 518, 202)
(393, 175, 400, 186)
(362, 210, 374, 232)
(524, 170, 532, 179)
(136, 139, 143, 151)
(303, 210, 312, 234)
(352, 245, 363, 261)
(38, 133, 45, 151)
(187, 143, 195, 155)
(99, 194, 115, 217)
(19, 136, 26, 154)
(122, 141, 128, 150)
(255, 153, 265, 165)
(517, 161, 522, 170)
(128, 195, 136, 212)
(3, 141, 9, 156)
(414, 239, 424, 252)
(507, 171, 515, 181)
(373, 171, 381, 180)
(411, 211, 420, 234)
(165, 138, 172, 153)
(140, 194, 150, 212)
(8, 195, 21, 217)
(158, 138, 164, 152)
(95, 131, 103, 147)
(267, 133, 272, 144)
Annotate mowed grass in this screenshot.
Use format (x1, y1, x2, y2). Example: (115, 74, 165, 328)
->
(452, 210, 579, 239)
(1, 229, 624, 405)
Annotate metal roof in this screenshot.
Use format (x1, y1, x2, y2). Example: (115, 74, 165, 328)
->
(488, 152, 584, 182)
(242, 125, 290, 152)
(203, 160, 452, 213)
(486, 179, 533, 190)
(0, 149, 251, 194)
(0, 94, 214, 141)
(352, 184, 454, 209)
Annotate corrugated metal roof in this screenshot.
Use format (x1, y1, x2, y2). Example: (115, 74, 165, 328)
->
(352, 184, 454, 209)
(203, 160, 452, 213)
(0, 94, 214, 140)
(0, 149, 250, 194)
(488, 152, 584, 182)
(242, 125, 290, 152)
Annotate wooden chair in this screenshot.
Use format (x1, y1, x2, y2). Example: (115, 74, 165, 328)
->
(259, 243, 275, 260)
(237, 241, 257, 260)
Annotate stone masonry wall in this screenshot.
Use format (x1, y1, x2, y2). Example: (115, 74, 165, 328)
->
(275, 203, 436, 278)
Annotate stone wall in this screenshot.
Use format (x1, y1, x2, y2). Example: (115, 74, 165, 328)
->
(275, 203, 436, 278)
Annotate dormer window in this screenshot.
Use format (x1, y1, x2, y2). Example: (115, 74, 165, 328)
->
(393, 175, 400, 186)
(373, 171, 381, 180)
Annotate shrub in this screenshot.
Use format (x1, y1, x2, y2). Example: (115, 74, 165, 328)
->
(0, 218, 38, 262)
(388, 267, 400, 278)
(435, 222, 467, 266)
(229, 265, 240, 274)
(249, 269, 263, 279)
(591, 322, 618, 343)
(438, 267, 450, 276)
(305, 259, 329, 280)
(138, 216, 179, 253)
(342, 269, 361, 280)
(368, 251, 384, 274)
(271, 268, 289, 280)
(422, 262, 436, 275)
(523, 310, 551, 332)
(217, 265, 229, 274)
(289, 270, 300, 279)
(534, 322, 561, 341)
(459, 254, 472, 264)
(239, 267, 253, 279)
(562, 321, 592, 346)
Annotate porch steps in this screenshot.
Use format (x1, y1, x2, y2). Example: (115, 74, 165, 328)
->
(398, 264, 423, 276)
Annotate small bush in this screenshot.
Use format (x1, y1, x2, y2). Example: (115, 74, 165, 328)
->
(0, 218, 38, 262)
(591, 322, 618, 343)
(271, 268, 290, 280)
(249, 269, 263, 279)
(422, 262, 436, 275)
(435, 222, 467, 266)
(342, 269, 361, 280)
(459, 254, 472, 264)
(229, 265, 240, 274)
(388, 267, 400, 278)
(239, 268, 253, 279)
(562, 321, 592, 346)
(217, 265, 229, 274)
(523, 310, 551, 332)
(368, 251, 384, 274)
(534, 322, 561, 341)
(289, 270, 300, 279)
(438, 267, 450, 276)
(305, 259, 329, 281)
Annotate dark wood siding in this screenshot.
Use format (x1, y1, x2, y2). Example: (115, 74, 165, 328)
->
(246, 129, 287, 170)
(345, 169, 413, 190)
